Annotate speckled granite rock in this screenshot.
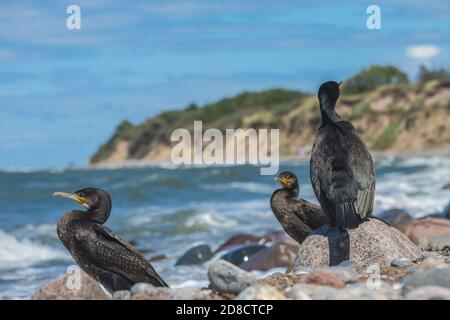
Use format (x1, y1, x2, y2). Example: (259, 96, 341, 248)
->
(294, 218, 422, 268)
(32, 269, 111, 300)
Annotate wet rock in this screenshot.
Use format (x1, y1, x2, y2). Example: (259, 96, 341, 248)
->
(319, 266, 359, 283)
(418, 235, 450, 252)
(220, 244, 268, 266)
(391, 258, 413, 268)
(377, 209, 413, 231)
(402, 265, 450, 293)
(236, 284, 286, 300)
(405, 286, 450, 300)
(301, 270, 345, 288)
(295, 218, 422, 268)
(208, 260, 257, 294)
(175, 244, 213, 266)
(239, 239, 299, 271)
(214, 231, 288, 253)
(402, 218, 450, 243)
(442, 183, 450, 190)
(113, 290, 131, 300)
(32, 269, 111, 300)
(149, 254, 168, 262)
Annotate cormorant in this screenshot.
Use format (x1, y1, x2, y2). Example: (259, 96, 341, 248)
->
(270, 171, 326, 244)
(310, 81, 376, 230)
(54, 187, 169, 293)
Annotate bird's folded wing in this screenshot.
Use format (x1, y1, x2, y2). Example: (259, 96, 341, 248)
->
(78, 224, 168, 286)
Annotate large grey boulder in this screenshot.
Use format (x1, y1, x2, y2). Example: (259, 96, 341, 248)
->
(208, 259, 257, 294)
(294, 218, 422, 268)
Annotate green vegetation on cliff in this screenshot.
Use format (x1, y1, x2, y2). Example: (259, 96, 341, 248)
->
(91, 65, 450, 164)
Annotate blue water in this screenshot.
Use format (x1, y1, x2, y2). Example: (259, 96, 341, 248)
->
(0, 156, 449, 299)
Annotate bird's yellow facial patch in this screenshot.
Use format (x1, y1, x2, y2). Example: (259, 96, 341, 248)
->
(276, 176, 292, 187)
(74, 194, 87, 205)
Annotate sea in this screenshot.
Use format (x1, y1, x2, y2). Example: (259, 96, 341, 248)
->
(0, 156, 449, 299)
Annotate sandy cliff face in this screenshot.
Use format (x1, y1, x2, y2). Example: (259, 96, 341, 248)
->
(91, 80, 450, 165)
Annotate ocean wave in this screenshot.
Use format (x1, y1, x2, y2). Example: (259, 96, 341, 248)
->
(0, 230, 69, 270)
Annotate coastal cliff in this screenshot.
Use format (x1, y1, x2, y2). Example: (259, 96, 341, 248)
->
(90, 78, 450, 165)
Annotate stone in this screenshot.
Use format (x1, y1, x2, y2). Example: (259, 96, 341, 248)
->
(417, 235, 450, 252)
(405, 286, 450, 300)
(319, 266, 359, 283)
(175, 244, 213, 266)
(112, 290, 131, 300)
(131, 282, 160, 296)
(402, 218, 450, 243)
(168, 288, 224, 300)
(236, 284, 286, 300)
(390, 258, 413, 268)
(219, 244, 268, 266)
(294, 218, 422, 268)
(317, 282, 397, 300)
(377, 209, 413, 231)
(285, 284, 335, 300)
(301, 270, 345, 288)
(208, 260, 257, 294)
(442, 183, 450, 190)
(239, 239, 299, 271)
(32, 269, 111, 300)
(214, 231, 288, 253)
(419, 256, 447, 270)
(402, 266, 450, 293)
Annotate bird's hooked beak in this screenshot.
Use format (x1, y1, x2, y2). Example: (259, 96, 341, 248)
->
(53, 192, 90, 209)
(338, 81, 343, 88)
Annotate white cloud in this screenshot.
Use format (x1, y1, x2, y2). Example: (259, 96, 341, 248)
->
(406, 45, 440, 60)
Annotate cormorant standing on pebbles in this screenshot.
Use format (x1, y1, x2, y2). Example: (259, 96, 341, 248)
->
(271, 171, 326, 244)
(310, 81, 376, 230)
(54, 188, 169, 293)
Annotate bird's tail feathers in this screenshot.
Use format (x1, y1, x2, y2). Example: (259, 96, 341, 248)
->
(336, 202, 361, 230)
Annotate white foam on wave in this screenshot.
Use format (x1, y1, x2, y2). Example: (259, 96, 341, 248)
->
(374, 156, 450, 217)
(0, 230, 69, 270)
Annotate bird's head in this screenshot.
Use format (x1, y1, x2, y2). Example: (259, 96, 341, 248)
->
(318, 81, 341, 111)
(275, 171, 299, 192)
(53, 187, 111, 213)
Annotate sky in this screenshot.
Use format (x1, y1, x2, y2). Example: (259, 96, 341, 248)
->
(0, 0, 449, 169)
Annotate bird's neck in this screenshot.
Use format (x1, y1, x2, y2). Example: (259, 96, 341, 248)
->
(284, 184, 299, 198)
(66, 209, 110, 224)
(85, 209, 110, 224)
(320, 98, 342, 125)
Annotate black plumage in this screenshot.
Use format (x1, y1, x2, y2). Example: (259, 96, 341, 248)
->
(310, 81, 375, 230)
(270, 171, 326, 244)
(54, 188, 168, 293)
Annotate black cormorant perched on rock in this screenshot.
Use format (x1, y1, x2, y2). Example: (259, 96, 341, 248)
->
(310, 81, 376, 230)
(270, 171, 326, 244)
(54, 188, 169, 293)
